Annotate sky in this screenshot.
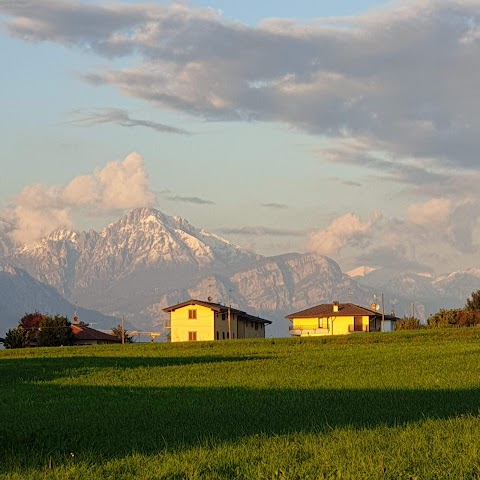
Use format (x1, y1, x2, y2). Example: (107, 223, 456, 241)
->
(1, 0, 480, 275)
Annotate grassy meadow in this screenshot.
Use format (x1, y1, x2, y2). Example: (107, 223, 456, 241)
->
(2, 329, 480, 479)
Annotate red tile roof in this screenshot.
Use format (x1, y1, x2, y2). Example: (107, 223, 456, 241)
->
(71, 325, 121, 343)
(286, 302, 396, 320)
(163, 299, 272, 324)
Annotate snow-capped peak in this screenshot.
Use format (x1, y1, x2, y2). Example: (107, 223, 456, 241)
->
(346, 266, 376, 278)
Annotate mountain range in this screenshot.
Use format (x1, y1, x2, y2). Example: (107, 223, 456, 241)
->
(1, 207, 478, 337)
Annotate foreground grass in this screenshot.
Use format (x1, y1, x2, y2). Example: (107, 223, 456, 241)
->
(1, 329, 480, 478)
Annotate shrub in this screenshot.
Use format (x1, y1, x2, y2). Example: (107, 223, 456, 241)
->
(395, 316, 424, 330)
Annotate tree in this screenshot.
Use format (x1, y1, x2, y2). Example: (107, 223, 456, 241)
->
(465, 290, 480, 311)
(395, 316, 423, 330)
(36, 315, 74, 347)
(3, 326, 30, 349)
(427, 309, 460, 328)
(111, 325, 134, 343)
(19, 312, 46, 330)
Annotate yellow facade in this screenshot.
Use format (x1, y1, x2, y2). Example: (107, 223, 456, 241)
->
(170, 304, 215, 342)
(290, 315, 369, 336)
(167, 302, 269, 342)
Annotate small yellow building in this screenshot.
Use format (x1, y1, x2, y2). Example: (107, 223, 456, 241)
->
(163, 299, 272, 342)
(286, 301, 398, 337)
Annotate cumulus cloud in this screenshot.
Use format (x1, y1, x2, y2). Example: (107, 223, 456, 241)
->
(6, 152, 155, 244)
(67, 108, 191, 135)
(313, 196, 480, 272)
(407, 198, 453, 227)
(309, 211, 382, 256)
(2, 0, 480, 178)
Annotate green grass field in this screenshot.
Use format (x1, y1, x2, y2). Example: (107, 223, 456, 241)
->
(2, 329, 480, 479)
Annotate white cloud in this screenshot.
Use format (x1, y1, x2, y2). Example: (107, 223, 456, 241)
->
(407, 198, 453, 227)
(6, 152, 156, 244)
(309, 210, 382, 256)
(7, 184, 72, 244)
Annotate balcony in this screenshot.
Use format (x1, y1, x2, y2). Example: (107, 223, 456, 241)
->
(348, 324, 369, 333)
(289, 325, 329, 336)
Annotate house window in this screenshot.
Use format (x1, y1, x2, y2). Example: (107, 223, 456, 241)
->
(216, 331, 219, 340)
(188, 309, 197, 319)
(260, 324, 263, 330)
(222, 313, 226, 320)
(222, 332, 225, 340)
(233, 332, 235, 339)
(227, 332, 230, 339)
(255, 323, 258, 330)
(188, 331, 197, 341)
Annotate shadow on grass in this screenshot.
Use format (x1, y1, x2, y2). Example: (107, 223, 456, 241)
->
(0, 354, 266, 385)
(2, 378, 480, 470)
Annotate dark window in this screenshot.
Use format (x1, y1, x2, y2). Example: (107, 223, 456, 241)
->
(255, 323, 258, 330)
(222, 313, 226, 320)
(233, 332, 235, 339)
(222, 332, 225, 340)
(188, 331, 197, 341)
(188, 309, 197, 319)
(227, 332, 229, 339)
(216, 331, 219, 340)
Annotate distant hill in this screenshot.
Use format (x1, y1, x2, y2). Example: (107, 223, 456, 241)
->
(0, 260, 118, 335)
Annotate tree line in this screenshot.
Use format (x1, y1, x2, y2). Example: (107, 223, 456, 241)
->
(395, 290, 480, 330)
(3, 312, 132, 348)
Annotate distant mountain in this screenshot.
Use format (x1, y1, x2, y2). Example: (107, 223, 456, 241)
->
(15, 208, 258, 298)
(353, 267, 480, 318)
(147, 253, 375, 337)
(0, 220, 15, 258)
(0, 260, 117, 335)
(3, 207, 479, 335)
(11, 208, 260, 329)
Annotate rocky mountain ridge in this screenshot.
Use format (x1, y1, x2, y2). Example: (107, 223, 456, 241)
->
(1, 208, 479, 336)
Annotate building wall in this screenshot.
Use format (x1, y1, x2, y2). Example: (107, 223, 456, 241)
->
(214, 312, 238, 340)
(291, 317, 319, 330)
(170, 305, 214, 342)
(243, 320, 266, 339)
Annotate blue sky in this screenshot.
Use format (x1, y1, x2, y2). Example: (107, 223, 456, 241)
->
(1, 0, 480, 275)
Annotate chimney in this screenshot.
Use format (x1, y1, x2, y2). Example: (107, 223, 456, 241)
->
(333, 301, 339, 313)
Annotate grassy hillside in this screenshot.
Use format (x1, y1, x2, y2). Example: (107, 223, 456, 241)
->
(1, 330, 480, 479)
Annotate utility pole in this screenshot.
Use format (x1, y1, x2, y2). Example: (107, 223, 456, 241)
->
(228, 304, 231, 340)
(411, 303, 415, 319)
(121, 315, 125, 345)
(381, 293, 385, 333)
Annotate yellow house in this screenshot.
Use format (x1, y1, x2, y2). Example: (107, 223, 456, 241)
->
(163, 299, 272, 342)
(286, 301, 398, 337)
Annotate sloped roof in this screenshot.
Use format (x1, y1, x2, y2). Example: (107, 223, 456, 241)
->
(71, 325, 121, 343)
(163, 299, 272, 324)
(286, 302, 397, 320)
